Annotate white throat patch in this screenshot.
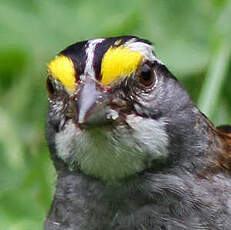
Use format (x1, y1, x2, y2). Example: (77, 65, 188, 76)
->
(55, 115, 169, 183)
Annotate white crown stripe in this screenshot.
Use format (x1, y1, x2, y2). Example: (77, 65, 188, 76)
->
(84, 39, 105, 79)
(126, 41, 164, 65)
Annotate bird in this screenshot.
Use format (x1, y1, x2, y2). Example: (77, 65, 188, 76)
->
(44, 35, 231, 230)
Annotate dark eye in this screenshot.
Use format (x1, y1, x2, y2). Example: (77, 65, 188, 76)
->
(46, 77, 57, 98)
(139, 63, 155, 87)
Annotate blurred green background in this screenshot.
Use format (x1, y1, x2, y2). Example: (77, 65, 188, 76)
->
(0, 0, 231, 229)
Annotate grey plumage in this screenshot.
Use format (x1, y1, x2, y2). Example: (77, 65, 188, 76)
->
(45, 36, 231, 230)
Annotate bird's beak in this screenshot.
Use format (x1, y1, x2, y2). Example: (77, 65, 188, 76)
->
(73, 77, 115, 127)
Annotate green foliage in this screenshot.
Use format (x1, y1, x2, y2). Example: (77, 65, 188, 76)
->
(0, 0, 230, 229)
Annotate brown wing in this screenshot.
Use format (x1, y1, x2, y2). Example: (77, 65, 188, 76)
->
(213, 125, 231, 172)
(216, 125, 231, 136)
(216, 125, 231, 151)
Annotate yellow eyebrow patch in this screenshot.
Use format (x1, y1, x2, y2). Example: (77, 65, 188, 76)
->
(101, 46, 143, 85)
(48, 55, 76, 91)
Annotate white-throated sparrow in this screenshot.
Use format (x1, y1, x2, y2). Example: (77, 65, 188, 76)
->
(45, 36, 231, 230)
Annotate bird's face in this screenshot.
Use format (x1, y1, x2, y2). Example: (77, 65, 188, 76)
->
(46, 36, 193, 183)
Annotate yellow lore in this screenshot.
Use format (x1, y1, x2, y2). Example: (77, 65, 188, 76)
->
(48, 55, 76, 91)
(101, 46, 143, 85)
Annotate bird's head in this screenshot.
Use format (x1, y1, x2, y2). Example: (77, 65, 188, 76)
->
(46, 36, 207, 184)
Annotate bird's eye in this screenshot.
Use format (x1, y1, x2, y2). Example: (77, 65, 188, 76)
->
(46, 77, 57, 98)
(138, 63, 155, 87)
